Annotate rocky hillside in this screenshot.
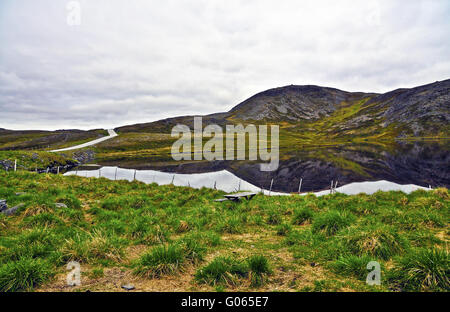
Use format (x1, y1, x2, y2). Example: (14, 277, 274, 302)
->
(367, 80, 450, 136)
(227, 85, 375, 121)
(117, 79, 450, 137)
(0, 129, 108, 151)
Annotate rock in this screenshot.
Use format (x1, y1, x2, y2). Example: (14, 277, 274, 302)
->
(0, 199, 7, 212)
(55, 203, 68, 208)
(121, 284, 135, 291)
(310, 262, 317, 267)
(2, 203, 25, 216)
(15, 192, 26, 196)
(72, 150, 95, 164)
(0, 160, 14, 171)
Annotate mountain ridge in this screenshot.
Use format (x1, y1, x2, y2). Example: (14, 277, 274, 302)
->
(116, 79, 450, 138)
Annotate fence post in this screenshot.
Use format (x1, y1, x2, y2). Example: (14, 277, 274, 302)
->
(214, 181, 216, 190)
(133, 169, 137, 181)
(57, 166, 60, 174)
(171, 175, 175, 185)
(99, 168, 101, 178)
(298, 178, 303, 194)
(269, 178, 274, 196)
(330, 180, 333, 194)
(14, 159, 17, 172)
(114, 167, 118, 180)
(334, 181, 338, 193)
(238, 180, 241, 191)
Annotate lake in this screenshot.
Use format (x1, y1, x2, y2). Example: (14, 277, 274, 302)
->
(66, 140, 449, 194)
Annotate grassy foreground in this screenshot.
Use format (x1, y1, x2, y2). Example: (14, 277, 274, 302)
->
(0, 170, 448, 292)
(0, 151, 77, 171)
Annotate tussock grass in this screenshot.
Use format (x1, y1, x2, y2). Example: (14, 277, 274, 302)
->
(388, 248, 449, 291)
(60, 230, 125, 264)
(266, 209, 282, 225)
(196, 255, 271, 287)
(216, 216, 243, 234)
(330, 255, 378, 280)
(0, 258, 54, 292)
(433, 188, 449, 200)
(195, 256, 248, 286)
(23, 213, 65, 228)
(177, 235, 206, 263)
(341, 225, 409, 260)
(292, 206, 314, 225)
(0, 170, 448, 292)
(134, 244, 185, 278)
(276, 223, 292, 236)
(312, 210, 355, 236)
(247, 255, 271, 287)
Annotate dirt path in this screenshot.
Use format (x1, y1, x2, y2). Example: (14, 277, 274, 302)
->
(50, 129, 118, 152)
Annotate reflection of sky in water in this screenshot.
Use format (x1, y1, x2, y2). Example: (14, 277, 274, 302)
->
(64, 166, 286, 195)
(65, 166, 429, 196)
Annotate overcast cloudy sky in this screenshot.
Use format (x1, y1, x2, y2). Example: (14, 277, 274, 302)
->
(0, 0, 449, 130)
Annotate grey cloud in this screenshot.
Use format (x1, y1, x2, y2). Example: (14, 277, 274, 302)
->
(0, 0, 449, 130)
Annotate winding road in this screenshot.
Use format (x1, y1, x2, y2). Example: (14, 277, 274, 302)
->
(50, 129, 118, 152)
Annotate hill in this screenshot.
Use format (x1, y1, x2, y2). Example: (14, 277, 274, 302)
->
(116, 79, 450, 138)
(0, 129, 108, 151)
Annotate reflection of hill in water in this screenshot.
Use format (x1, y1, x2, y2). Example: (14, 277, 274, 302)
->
(99, 141, 449, 193)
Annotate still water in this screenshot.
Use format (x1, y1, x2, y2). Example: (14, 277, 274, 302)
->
(66, 141, 449, 194)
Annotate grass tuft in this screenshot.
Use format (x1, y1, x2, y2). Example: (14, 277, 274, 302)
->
(134, 244, 185, 278)
(342, 225, 409, 260)
(247, 255, 271, 287)
(195, 256, 248, 286)
(292, 207, 314, 225)
(330, 255, 378, 280)
(312, 210, 355, 236)
(388, 248, 449, 291)
(0, 258, 54, 292)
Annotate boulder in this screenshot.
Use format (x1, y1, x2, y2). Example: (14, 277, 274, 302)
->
(2, 203, 25, 216)
(121, 284, 135, 291)
(55, 203, 68, 208)
(0, 160, 14, 171)
(0, 199, 7, 212)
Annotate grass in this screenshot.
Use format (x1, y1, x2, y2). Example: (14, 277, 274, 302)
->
(330, 255, 381, 281)
(341, 224, 409, 260)
(388, 248, 449, 291)
(195, 256, 249, 286)
(292, 207, 314, 225)
(134, 244, 185, 278)
(276, 223, 292, 236)
(312, 210, 355, 236)
(0, 150, 77, 171)
(0, 170, 448, 292)
(247, 255, 271, 287)
(195, 254, 271, 287)
(0, 258, 54, 292)
(0, 129, 107, 151)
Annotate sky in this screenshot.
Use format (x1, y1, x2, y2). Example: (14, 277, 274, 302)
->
(0, 0, 449, 130)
